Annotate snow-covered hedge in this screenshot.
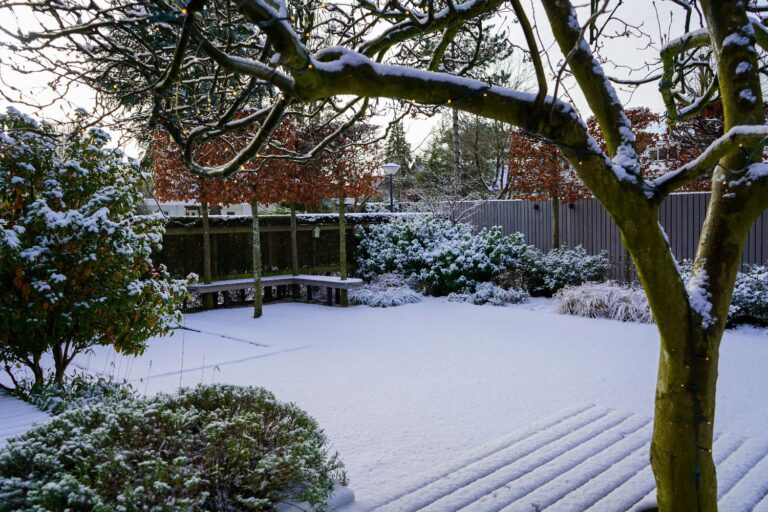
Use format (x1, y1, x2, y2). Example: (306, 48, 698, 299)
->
(349, 273, 423, 307)
(357, 217, 531, 295)
(0, 385, 346, 511)
(448, 282, 529, 306)
(555, 282, 653, 323)
(730, 265, 768, 325)
(513, 246, 611, 297)
(358, 217, 610, 297)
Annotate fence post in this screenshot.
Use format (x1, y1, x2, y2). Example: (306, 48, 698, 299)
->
(201, 202, 214, 309)
(290, 204, 300, 299)
(251, 196, 263, 318)
(339, 196, 348, 307)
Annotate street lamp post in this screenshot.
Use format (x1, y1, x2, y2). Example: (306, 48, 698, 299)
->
(382, 162, 400, 212)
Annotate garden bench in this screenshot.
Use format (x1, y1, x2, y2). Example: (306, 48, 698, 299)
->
(187, 274, 363, 309)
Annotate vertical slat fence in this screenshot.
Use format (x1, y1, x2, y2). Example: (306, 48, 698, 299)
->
(463, 193, 768, 281)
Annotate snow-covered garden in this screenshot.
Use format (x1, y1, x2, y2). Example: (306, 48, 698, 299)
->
(66, 298, 768, 510)
(2, 0, 768, 509)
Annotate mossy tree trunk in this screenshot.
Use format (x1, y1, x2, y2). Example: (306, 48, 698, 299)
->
(539, 1, 766, 509)
(251, 195, 263, 318)
(647, 2, 766, 510)
(201, 202, 214, 309)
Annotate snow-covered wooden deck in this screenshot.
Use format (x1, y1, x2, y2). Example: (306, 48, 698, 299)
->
(361, 404, 768, 512)
(0, 392, 49, 449)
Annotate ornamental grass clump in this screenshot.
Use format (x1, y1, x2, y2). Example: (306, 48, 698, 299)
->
(0, 384, 346, 512)
(448, 282, 529, 306)
(554, 281, 653, 323)
(349, 273, 423, 307)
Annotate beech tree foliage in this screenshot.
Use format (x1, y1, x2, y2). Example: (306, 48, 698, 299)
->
(0, 108, 188, 387)
(2, 0, 767, 509)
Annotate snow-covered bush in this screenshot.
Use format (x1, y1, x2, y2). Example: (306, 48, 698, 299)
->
(555, 281, 653, 323)
(11, 371, 133, 415)
(0, 384, 346, 511)
(448, 282, 529, 306)
(730, 265, 768, 325)
(0, 108, 190, 386)
(357, 217, 532, 295)
(680, 261, 768, 326)
(515, 246, 611, 297)
(350, 286, 423, 307)
(349, 272, 423, 307)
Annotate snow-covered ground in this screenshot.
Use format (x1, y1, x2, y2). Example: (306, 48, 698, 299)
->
(0, 393, 49, 449)
(71, 298, 768, 509)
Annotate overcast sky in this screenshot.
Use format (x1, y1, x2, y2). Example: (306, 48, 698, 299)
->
(0, 0, 701, 155)
(403, 0, 690, 148)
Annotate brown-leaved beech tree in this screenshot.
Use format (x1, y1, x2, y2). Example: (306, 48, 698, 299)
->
(507, 130, 590, 248)
(2, 0, 767, 508)
(152, 120, 375, 315)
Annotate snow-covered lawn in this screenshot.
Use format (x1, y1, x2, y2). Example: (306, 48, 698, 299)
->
(73, 299, 768, 508)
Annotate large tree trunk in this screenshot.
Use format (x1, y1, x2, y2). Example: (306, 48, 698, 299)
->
(251, 196, 263, 318)
(607, 194, 719, 511)
(201, 202, 214, 309)
(338, 196, 348, 307)
(290, 204, 300, 299)
(648, 3, 766, 510)
(651, 325, 719, 512)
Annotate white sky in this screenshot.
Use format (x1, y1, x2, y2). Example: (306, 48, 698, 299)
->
(0, 0, 694, 155)
(403, 0, 688, 149)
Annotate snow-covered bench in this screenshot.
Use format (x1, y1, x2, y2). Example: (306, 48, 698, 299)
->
(188, 274, 363, 308)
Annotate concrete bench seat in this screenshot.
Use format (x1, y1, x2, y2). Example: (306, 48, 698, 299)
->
(188, 274, 363, 308)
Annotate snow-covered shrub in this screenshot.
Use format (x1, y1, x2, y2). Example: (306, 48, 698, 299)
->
(448, 282, 529, 306)
(730, 265, 768, 325)
(554, 281, 653, 323)
(517, 246, 611, 297)
(349, 273, 422, 307)
(0, 384, 346, 511)
(11, 371, 133, 415)
(350, 286, 423, 307)
(357, 217, 532, 295)
(0, 107, 190, 386)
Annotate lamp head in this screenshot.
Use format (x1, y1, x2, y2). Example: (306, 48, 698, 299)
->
(382, 162, 400, 176)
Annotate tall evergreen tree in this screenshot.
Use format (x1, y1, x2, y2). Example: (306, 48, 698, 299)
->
(384, 121, 412, 171)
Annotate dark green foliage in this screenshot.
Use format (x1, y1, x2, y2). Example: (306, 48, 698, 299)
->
(0, 108, 188, 384)
(359, 217, 611, 297)
(515, 246, 611, 297)
(0, 385, 346, 512)
(357, 216, 531, 295)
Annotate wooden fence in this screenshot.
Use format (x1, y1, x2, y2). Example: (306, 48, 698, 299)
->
(157, 213, 393, 280)
(461, 193, 768, 281)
